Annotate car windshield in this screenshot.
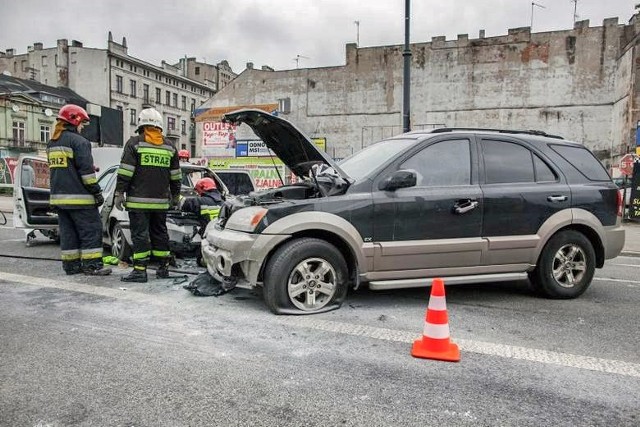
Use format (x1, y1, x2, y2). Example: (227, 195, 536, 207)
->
(339, 138, 416, 181)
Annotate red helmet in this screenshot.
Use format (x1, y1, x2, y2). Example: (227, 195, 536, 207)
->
(178, 149, 190, 161)
(195, 177, 216, 195)
(57, 104, 90, 127)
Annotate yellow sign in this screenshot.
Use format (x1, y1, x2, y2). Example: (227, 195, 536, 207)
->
(209, 157, 286, 190)
(312, 137, 326, 152)
(636, 146, 640, 156)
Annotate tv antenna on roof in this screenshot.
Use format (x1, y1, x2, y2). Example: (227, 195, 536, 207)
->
(530, 1, 546, 31)
(293, 54, 309, 69)
(570, 0, 579, 24)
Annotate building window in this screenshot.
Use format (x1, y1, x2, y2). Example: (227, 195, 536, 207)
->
(195, 66, 200, 75)
(130, 108, 137, 125)
(130, 80, 137, 98)
(278, 98, 291, 114)
(181, 120, 186, 135)
(40, 125, 50, 142)
(13, 121, 25, 143)
(143, 84, 149, 103)
(165, 90, 171, 105)
(116, 75, 123, 93)
(191, 98, 196, 112)
(172, 93, 178, 107)
(181, 95, 186, 110)
(155, 88, 161, 104)
(167, 117, 176, 131)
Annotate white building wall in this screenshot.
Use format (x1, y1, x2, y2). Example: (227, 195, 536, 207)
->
(202, 18, 635, 164)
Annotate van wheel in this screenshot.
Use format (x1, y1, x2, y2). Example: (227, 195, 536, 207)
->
(263, 238, 348, 314)
(111, 223, 132, 262)
(529, 230, 595, 299)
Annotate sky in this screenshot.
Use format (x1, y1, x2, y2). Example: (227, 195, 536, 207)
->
(0, 0, 636, 74)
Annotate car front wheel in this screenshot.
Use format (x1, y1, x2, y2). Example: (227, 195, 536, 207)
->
(111, 223, 132, 262)
(263, 238, 349, 314)
(529, 230, 596, 299)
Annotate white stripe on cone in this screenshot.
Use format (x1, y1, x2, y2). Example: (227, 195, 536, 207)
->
(423, 322, 450, 339)
(427, 295, 447, 311)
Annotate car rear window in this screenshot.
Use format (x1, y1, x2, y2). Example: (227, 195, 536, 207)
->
(550, 144, 610, 181)
(216, 172, 255, 195)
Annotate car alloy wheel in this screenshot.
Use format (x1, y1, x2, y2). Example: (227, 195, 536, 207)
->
(287, 257, 337, 311)
(551, 244, 587, 288)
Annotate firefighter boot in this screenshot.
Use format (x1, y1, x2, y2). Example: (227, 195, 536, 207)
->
(84, 266, 113, 276)
(64, 260, 83, 275)
(121, 266, 148, 283)
(156, 259, 171, 279)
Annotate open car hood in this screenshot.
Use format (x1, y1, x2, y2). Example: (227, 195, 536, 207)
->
(222, 109, 350, 180)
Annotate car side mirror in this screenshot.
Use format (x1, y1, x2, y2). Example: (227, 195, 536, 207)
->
(378, 170, 417, 191)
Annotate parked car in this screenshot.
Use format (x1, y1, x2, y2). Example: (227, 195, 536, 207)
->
(212, 169, 256, 196)
(13, 157, 232, 260)
(202, 109, 625, 315)
(613, 176, 632, 212)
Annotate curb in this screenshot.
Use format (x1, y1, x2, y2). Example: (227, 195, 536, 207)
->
(620, 251, 640, 258)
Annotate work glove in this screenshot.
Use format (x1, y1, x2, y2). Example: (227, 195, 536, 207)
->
(171, 194, 182, 209)
(114, 192, 125, 211)
(94, 193, 104, 207)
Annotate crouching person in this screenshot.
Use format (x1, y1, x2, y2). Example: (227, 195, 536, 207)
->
(179, 177, 223, 235)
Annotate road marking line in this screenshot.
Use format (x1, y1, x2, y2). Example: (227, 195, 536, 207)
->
(611, 263, 640, 268)
(594, 277, 640, 287)
(284, 318, 640, 378)
(2, 271, 640, 378)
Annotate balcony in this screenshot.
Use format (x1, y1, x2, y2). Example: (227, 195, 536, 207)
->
(0, 138, 43, 151)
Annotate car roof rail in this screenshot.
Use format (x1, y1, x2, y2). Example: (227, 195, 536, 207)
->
(430, 127, 564, 140)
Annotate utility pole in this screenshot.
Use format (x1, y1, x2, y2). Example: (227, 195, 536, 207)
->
(530, 2, 546, 30)
(402, 0, 411, 133)
(354, 20, 360, 47)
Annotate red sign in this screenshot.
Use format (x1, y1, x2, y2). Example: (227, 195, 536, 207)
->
(619, 154, 636, 176)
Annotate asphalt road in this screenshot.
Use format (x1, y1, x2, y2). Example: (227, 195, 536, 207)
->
(0, 219, 639, 426)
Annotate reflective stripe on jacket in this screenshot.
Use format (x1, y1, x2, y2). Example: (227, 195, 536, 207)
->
(115, 135, 181, 211)
(47, 125, 100, 209)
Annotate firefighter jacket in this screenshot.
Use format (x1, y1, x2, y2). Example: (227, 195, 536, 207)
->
(47, 124, 101, 208)
(182, 189, 223, 219)
(115, 134, 181, 210)
(181, 190, 223, 229)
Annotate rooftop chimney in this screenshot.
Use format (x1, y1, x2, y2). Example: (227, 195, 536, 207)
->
(34, 42, 43, 51)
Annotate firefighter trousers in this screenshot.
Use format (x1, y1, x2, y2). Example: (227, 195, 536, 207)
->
(57, 208, 104, 273)
(128, 211, 171, 270)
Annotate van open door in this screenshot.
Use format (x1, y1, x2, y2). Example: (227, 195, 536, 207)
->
(13, 155, 59, 240)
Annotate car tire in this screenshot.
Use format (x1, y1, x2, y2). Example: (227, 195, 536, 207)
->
(263, 238, 349, 315)
(111, 223, 132, 262)
(529, 230, 596, 299)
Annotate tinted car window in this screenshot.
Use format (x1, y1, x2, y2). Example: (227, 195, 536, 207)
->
(533, 154, 557, 182)
(550, 144, 610, 181)
(216, 172, 254, 195)
(483, 140, 534, 184)
(401, 139, 471, 186)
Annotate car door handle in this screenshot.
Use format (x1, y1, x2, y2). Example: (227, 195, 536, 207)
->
(547, 195, 568, 203)
(453, 199, 479, 214)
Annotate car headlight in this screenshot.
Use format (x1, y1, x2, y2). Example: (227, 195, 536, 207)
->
(225, 206, 268, 233)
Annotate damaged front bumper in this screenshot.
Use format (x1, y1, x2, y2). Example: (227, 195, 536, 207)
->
(201, 226, 290, 287)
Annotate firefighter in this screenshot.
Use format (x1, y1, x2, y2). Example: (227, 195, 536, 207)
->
(114, 107, 181, 283)
(179, 177, 224, 235)
(47, 104, 111, 276)
(178, 149, 190, 162)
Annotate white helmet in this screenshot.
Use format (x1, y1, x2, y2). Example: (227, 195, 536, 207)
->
(137, 108, 163, 131)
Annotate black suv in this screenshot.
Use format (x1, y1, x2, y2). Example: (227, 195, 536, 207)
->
(201, 110, 625, 314)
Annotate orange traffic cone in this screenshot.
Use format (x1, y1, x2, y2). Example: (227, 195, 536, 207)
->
(411, 278, 460, 362)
